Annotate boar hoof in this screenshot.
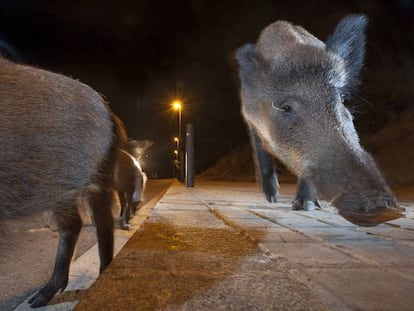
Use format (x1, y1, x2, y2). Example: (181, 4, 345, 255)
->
(292, 200, 304, 210)
(304, 201, 315, 211)
(292, 199, 322, 211)
(121, 223, 131, 230)
(265, 193, 278, 203)
(28, 284, 61, 308)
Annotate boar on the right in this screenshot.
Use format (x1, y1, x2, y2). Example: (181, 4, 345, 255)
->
(236, 14, 406, 226)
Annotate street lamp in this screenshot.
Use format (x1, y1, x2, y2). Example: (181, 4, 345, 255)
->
(173, 136, 180, 160)
(172, 100, 182, 111)
(172, 100, 183, 180)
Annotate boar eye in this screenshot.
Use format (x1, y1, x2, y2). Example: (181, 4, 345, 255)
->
(271, 102, 296, 121)
(272, 102, 293, 113)
(280, 104, 292, 113)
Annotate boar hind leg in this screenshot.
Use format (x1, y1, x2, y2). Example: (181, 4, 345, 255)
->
(118, 191, 125, 218)
(29, 205, 82, 308)
(292, 178, 321, 211)
(90, 189, 114, 273)
(249, 126, 279, 202)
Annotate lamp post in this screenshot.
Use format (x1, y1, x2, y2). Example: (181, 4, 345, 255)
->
(172, 100, 183, 181)
(174, 136, 179, 156)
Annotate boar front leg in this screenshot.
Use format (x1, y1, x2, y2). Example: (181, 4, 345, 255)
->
(118, 191, 128, 230)
(119, 191, 131, 230)
(292, 177, 321, 211)
(29, 205, 82, 308)
(249, 126, 279, 203)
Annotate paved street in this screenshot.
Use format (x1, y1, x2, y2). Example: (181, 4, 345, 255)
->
(14, 180, 414, 310)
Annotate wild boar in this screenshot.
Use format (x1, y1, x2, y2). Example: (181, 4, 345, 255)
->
(236, 15, 405, 226)
(0, 55, 127, 307)
(114, 147, 146, 230)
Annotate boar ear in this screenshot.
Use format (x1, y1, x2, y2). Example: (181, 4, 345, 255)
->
(325, 14, 368, 94)
(236, 43, 259, 87)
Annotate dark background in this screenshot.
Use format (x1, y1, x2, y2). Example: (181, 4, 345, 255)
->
(0, 0, 413, 178)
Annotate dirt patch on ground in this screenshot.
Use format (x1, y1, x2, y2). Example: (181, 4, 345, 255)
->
(75, 221, 330, 310)
(198, 144, 296, 184)
(363, 112, 414, 186)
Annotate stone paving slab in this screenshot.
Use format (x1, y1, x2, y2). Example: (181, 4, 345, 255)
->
(70, 181, 414, 310)
(302, 267, 414, 310)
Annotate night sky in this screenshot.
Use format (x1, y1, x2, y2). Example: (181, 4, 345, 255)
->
(0, 0, 413, 177)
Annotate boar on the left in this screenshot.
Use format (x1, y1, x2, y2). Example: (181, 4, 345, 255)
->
(0, 55, 127, 307)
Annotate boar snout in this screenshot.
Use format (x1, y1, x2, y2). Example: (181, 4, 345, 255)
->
(333, 192, 406, 226)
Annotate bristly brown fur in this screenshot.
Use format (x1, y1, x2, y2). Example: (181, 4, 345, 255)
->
(0, 54, 129, 306)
